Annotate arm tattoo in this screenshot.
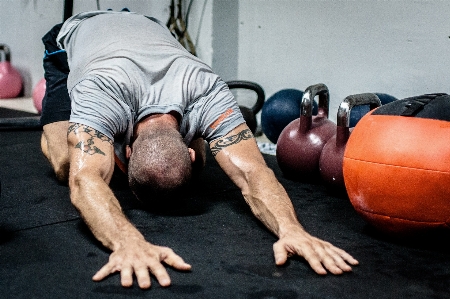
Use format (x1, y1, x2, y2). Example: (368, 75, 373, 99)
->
(68, 123, 113, 156)
(210, 129, 253, 156)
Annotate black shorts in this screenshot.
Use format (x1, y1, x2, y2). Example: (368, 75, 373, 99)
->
(40, 23, 71, 126)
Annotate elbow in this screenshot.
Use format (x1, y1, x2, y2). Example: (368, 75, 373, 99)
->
(68, 172, 85, 207)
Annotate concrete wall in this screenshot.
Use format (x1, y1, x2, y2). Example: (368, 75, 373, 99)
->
(0, 0, 64, 97)
(0, 0, 212, 97)
(237, 0, 450, 120)
(212, 0, 239, 81)
(1, 0, 449, 122)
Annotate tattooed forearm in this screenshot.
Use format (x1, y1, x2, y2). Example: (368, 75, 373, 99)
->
(68, 123, 113, 156)
(210, 129, 253, 156)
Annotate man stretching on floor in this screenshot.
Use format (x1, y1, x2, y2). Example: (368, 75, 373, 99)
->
(40, 10, 358, 289)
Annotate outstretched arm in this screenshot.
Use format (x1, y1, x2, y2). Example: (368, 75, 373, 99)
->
(210, 124, 358, 275)
(67, 123, 191, 289)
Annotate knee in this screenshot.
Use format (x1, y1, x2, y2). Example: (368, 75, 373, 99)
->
(41, 135, 69, 182)
(41, 123, 70, 182)
(40, 133, 50, 161)
(53, 159, 70, 183)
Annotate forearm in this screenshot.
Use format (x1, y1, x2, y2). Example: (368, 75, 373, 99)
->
(211, 124, 304, 238)
(242, 166, 304, 238)
(70, 174, 145, 251)
(212, 125, 358, 274)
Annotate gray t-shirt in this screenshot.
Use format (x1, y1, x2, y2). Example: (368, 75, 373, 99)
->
(57, 11, 244, 165)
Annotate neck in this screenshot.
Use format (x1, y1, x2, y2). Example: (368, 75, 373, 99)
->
(134, 113, 179, 138)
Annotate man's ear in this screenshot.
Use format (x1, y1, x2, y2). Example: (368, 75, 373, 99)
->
(188, 148, 196, 163)
(126, 145, 132, 159)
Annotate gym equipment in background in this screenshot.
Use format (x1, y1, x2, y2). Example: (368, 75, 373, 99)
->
(319, 93, 381, 189)
(0, 44, 23, 99)
(166, 0, 197, 56)
(276, 83, 336, 179)
(32, 78, 46, 114)
(349, 93, 397, 127)
(0, 116, 41, 130)
(261, 89, 318, 144)
(226, 80, 265, 135)
(343, 93, 450, 234)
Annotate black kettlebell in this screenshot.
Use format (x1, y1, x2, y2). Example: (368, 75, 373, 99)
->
(226, 80, 265, 135)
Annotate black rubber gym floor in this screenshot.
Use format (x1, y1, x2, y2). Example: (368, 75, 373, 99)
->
(1, 107, 449, 299)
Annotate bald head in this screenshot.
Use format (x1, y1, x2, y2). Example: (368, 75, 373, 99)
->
(128, 124, 192, 201)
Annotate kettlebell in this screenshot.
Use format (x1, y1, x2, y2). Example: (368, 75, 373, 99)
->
(226, 80, 265, 135)
(32, 78, 46, 114)
(261, 89, 319, 144)
(0, 44, 23, 99)
(319, 93, 381, 189)
(276, 83, 336, 179)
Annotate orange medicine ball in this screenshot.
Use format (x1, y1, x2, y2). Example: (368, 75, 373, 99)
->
(343, 93, 450, 234)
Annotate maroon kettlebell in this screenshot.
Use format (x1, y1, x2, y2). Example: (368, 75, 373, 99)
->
(319, 93, 381, 188)
(276, 83, 336, 179)
(0, 44, 23, 99)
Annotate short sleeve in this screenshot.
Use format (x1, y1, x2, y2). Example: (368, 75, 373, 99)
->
(69, 78, 132, 142)
(181, 80, 246, 144)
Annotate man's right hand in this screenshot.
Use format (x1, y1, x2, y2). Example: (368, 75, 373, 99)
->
(66, 123, 191, 289)
(92, 238, 192, 289)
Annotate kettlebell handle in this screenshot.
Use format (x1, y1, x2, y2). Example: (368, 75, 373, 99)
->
(337, 93, 381, 127)
(226, 80, 265, 114)
(301, 83, 329, 118)
(0, 44, 11, 62)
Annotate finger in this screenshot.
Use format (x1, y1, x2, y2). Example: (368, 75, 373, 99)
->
(92, 262, 116, 282)
(134, 266, 151, 289)
(311, 245, 344, 275)
(323, 246, 358, 272)
(329, 246, 359, 266)
(163, 252, 192, 271)
(273, 242, 288, 265)
(293, 244, 328, 275)
(329, 253, 353, 273)
(120, 266, 134, 288)
(149, 263, 171, 287)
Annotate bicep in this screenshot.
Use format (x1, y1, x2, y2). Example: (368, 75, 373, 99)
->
(67, 123, 115, 184)
(209, 123, 268, 190)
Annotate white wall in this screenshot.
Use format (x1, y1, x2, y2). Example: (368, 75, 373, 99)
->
(185, 0, 214, 67)
(0, 0, 213, 97)
(237, 0, 450, 121)
(1, 0, 449, 122)
(0, 0, 64, 97)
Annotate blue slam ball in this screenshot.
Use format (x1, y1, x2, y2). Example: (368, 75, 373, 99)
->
(349, 93, 398, 127)
(261, 89, 318, 143)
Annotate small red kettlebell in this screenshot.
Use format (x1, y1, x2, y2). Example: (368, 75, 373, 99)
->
(276, 83, 336, 179)
(32, 78, 46, 114)
(0, 44, 23, 99)
(319, 93, 381, 189)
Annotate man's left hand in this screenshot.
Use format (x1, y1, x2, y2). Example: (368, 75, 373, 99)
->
(273, 228, 359, 275)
